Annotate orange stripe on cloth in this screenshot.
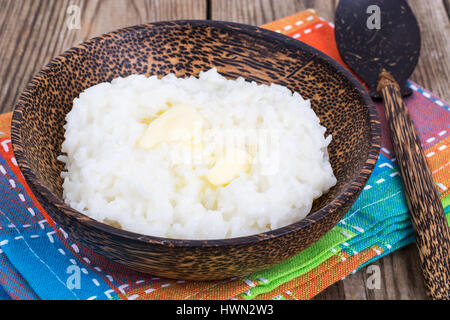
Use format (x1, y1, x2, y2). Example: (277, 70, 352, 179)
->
(0, 112, 12, 139)
(120, 277, 255, 300)
(425, 136, 450, 199)
(261, 9, 321, 36)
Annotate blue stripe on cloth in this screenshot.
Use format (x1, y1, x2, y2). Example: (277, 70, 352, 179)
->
(0, 155, 116, 300)
(0, 252, 39, 300)
(370, 153, 395, 177)
(341, 216, 411, 255)
(338, 159, 408, 234)
(0, 284, 10, 300)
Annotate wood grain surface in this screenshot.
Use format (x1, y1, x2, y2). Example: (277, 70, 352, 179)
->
(1, 0, 449, 299)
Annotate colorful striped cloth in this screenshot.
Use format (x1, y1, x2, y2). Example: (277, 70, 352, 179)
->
(0, 10, 448, 300)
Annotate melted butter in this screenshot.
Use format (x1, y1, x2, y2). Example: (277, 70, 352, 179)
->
(137, 103, 204, 150)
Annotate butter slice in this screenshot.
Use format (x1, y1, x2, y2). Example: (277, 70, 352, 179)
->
(137, 104, 204, 150)
(206, 148, 252, 186)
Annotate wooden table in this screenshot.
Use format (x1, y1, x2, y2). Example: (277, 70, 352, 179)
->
(0, 0, 448, 300)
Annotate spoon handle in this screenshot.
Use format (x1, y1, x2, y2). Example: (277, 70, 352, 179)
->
(377, 70, 450, 299)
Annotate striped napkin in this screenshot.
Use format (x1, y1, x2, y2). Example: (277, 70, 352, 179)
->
(0, 10, 448, 300)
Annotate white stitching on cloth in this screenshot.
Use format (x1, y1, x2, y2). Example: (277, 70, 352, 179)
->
(341, 191, 402, 223)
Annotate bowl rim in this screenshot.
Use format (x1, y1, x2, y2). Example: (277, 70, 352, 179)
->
(11, 20, 381, 248)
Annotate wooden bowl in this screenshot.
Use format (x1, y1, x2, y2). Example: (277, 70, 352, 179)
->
(11, 21, 380, 280)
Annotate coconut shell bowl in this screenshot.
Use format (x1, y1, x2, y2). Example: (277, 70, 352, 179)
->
(11, 21, 380, 280)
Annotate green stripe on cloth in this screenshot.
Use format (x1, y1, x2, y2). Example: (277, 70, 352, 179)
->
(443, 197, 450, 225)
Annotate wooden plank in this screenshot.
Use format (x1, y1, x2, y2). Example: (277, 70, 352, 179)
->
(408, 0, 450, 102)
(71, 0, 207, 43)
(210, 0, 337, 25)
(0, 0, 207, 113)
(444, 0, 450, 19)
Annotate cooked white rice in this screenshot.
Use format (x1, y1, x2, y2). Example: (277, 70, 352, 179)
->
(59, 68, 336, 240)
